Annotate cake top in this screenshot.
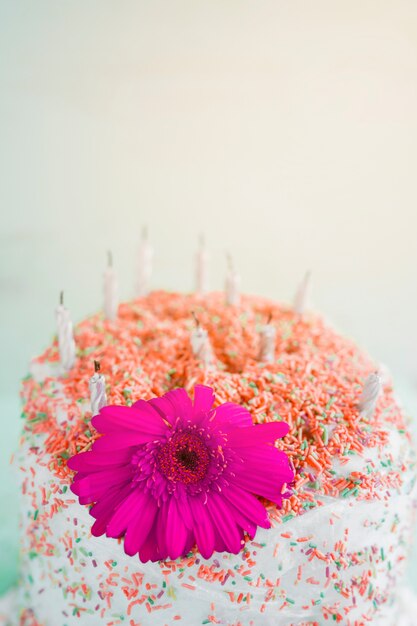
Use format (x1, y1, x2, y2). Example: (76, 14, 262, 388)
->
(21, 290, 412, 532)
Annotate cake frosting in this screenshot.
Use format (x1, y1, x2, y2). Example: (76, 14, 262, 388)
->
(15, 291, 417, 625)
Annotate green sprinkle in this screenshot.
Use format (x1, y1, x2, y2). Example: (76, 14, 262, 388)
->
(325, 397, 336, 410)
(34, 509, 39, 520)
(285, 597, 295, 604)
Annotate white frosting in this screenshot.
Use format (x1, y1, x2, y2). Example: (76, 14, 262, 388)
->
(14, 343, 417, 625)
(14, 409, 417, 625)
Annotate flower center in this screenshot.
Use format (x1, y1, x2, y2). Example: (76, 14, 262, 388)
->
(156, 431, 210, 484)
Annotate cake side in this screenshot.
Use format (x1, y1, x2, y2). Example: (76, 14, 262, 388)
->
(16, 291, 417, 625)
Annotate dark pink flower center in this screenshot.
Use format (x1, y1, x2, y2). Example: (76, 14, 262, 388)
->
(156, 431, 210, 484)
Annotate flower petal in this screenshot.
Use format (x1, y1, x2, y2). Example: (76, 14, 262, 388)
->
(106, 489, 146, 539)
(188, 496, 215, 560)
(91, 516, 110, 537)
(90, 483, 133, 520)
(175, 486, 194, 530)
(149, 388, 192, 425)
(237, 446, 294, 484)
(228, 466, 283, 504)
(91, 431, 155, 452)
(183, 530, 195, 556)
(165, 497, 189, 559)
(138, 523, 160, 563)
(212, 527, 227, 553)
(222, 486, 271, 530)
(67, 448, 133, 473)
(193, 385, 215, 416)
(226, 422, 289, 447)
(70, 466, 132, 504)
(124, 492, 158, 556)
(156, 500, 170, 559)
(212, 403, 253, 429)
(92, 404, 167, 435)
(225, 503, 257, 539)
(206, 493, 243, 554)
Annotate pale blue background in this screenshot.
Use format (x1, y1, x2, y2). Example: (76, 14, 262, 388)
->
(1, 0, 417, 596)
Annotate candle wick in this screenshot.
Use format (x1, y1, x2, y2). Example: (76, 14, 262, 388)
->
(60, 290, 64, 306)
(107, 250, 113, 268)
(94, 360, 101, 373)
(191, 310, 200, 328)
(266, 311, 273, 324)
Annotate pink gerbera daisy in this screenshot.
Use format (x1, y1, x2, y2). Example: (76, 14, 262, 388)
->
(68, 385, 293, 562)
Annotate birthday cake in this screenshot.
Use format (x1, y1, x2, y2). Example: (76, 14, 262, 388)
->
(15, 287, 417, 626)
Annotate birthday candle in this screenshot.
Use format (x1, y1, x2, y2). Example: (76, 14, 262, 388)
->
(258, 314, 276, 363)
(195, 234, 209, 294)
(358, 372, 382, 418)
(294, 271, 311, 315)
(103, 251, 118, 321)
(225, 254, 240, 306)
(136, 226, 153, 297)
(55, 291, 76, 371)
(190, 313, 214, 368)
(89, 360, 107, 416)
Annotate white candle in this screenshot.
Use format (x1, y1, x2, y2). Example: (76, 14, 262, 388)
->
(258, 314, 276, 363)
(225, 254, 241, 306)
(190, 313, 214, 368)
(195, 234, 209, 294)
(89, 360, 107, 416)
(294, 271, 311, 315)
(104, 250, 118, 321)
(55, 291, 76, 372)
(358, 372, 382, 418)
(136, 226, 153, 297)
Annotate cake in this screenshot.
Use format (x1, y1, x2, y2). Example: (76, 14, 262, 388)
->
(15, 290, 417, 625)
